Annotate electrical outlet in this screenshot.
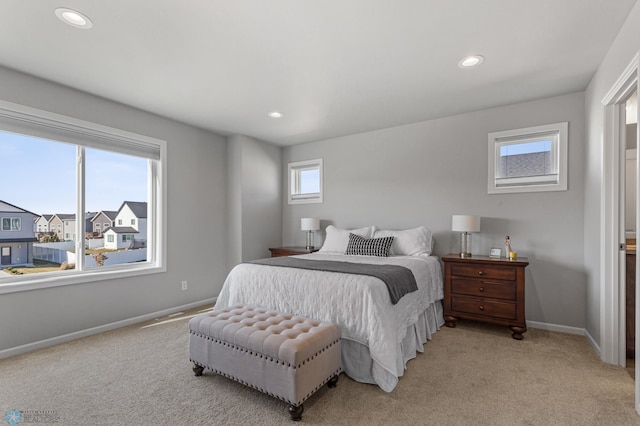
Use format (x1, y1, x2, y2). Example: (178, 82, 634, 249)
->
(181, 280, 188, 291)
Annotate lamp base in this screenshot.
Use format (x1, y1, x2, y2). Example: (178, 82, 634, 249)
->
(458, 232, 473, 258)
(305, 231, 314, 251)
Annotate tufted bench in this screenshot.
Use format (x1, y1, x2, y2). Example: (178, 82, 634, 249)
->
(189, 304, 342, 421)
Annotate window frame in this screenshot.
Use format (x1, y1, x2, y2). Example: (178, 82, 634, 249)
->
(288, 158, 323, 205)
(488, 122, 568, 194)
(0, 100, 167, 295)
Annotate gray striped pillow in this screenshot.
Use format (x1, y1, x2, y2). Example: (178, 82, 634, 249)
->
(345, 233, 395, 257)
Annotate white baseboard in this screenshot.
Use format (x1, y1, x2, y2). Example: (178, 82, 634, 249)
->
(527, 320, 585, 336)
(0, 298, 217, 360)
(583, 328, 601, 357)
(527, 321, 601, 358)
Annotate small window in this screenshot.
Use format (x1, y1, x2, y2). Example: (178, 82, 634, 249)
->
(118, 219, 123, 225)
(107, 235, 114, 243)
(288, 159, 323, 204)
(131, 219, 135, 225)
(488, 122, 568, 194)
(1, 217, 21, 231)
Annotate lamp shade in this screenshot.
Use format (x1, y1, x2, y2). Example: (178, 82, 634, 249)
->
(301, 218, 320, 231)
(452, 215, 481, 233)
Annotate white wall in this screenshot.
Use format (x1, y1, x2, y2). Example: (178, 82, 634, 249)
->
(584, 1, 640, 348)
(227, 134, 282, 269)
(283, 92, 586, 329)
(0, 65, 228, 353)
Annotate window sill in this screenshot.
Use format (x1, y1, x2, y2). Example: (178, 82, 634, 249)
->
(0, 263, 166, 295)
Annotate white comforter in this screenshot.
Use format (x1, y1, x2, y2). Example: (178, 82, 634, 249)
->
(215, 253, 443, 391)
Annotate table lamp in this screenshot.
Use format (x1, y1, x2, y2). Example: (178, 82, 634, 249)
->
(301, 218, 320, 250)
(452, 215, 481, 258)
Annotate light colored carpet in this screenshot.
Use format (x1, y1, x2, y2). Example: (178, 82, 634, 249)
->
(1, 305, 639, 426)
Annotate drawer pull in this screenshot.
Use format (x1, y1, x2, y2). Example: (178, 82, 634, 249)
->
(479, 287, 485, 292)
(478, 271, 484, 276)
(479, 305, 485, 311)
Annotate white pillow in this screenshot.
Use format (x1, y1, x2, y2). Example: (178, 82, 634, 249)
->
(319, 225, 375, 254)
(373, 226, 433, 256)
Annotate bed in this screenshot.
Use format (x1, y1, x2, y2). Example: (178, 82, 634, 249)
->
(214, 225, 444, 392)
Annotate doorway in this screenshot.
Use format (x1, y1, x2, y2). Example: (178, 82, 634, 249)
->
(624, 91, 638, 366)
(0, 246, 11, 265)
(601, 52, 639, 414)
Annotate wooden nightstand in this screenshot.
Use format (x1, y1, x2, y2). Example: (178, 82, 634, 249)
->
(442, 254, 529, 340)
(268, 247, 319, 257)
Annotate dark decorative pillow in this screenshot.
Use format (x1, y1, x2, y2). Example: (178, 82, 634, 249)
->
(345, 233, 395, 257)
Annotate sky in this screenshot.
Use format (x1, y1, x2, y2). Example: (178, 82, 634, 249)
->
(500, 140, 551, 156)
(0, 130, 148, 215)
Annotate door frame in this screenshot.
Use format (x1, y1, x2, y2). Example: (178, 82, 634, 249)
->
(601, 51, 639, 414)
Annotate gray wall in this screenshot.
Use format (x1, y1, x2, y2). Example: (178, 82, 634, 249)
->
(227, 134, 282, 269)
(283, 92, 586, 329)
(584, 1, 640, 347)
(0, 66, 229, 352)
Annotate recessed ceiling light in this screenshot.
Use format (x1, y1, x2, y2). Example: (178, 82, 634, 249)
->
(55, 8, 93, 29)
(458, 55, 484, 68)
(268, 111, 283, 119)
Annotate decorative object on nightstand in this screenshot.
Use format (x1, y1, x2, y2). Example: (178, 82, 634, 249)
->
(268, 246, 319, 257)
(301, 218, 320, 250)
(504, 235, 514, 259)
(451, 215, 481, 258)
(442, 254, 529, 340)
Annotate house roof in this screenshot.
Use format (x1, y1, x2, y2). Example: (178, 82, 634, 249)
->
(0, 237, 38, 243)
(91, 211, 118, 222)
(116, 201, 147, 219)
(38, 214, 53, 222)
(0, 200, 39, 217)
(104, 226, 139, 234)
(52, 213, 75, 221)
(51, 212, 98, 222)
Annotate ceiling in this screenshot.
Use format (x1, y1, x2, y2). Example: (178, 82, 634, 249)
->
(0, 1, 637, 146)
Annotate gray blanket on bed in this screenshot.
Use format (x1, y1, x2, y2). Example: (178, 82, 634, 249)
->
(248, 257, 418, 304)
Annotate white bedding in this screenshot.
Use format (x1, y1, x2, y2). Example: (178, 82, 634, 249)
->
(214, 253, 444, 392)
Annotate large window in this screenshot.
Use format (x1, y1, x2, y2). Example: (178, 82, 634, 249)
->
(488, 122, 568, 194)
(288, 159, 323, 204)
(0, 100, 166, 293)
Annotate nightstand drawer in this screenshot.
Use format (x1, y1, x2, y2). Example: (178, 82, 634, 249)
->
(451, 296, 516, 320)
(451, 264, 516, 281)
(451, 278, 516, 300)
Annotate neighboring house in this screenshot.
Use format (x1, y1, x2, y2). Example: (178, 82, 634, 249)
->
(35, 214, 52, 234)
(49, 212, 97, 242)
(104, 201, 147, 250)
(103, 227, 139, 250)
(49, 214, 74, 242)
(0, 200, 38, 268)
(90, 211, 117, 237)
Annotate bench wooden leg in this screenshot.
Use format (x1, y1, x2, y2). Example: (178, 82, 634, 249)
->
(288, 404, 304, 421)
(192, 364, 204, 376)
(328, 375, 339, 388)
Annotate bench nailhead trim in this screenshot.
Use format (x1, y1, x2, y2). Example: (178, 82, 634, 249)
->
(190, 331, 340, 369)
(191, 358, 342, 406)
